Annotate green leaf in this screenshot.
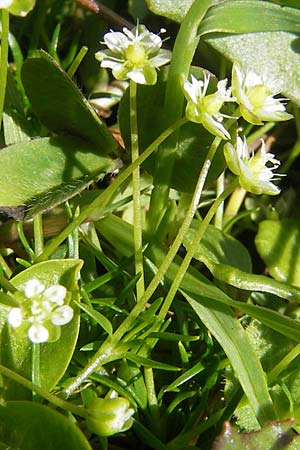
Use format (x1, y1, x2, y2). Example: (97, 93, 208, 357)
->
(125, 353, 180, 371)
(5, 0, 36, 17)
(0, 259, 82, 399)
(96, 215, 300, 343)
(119, 68, 226, 193)
(255, 219, 300, 287)
(146, 0, 194, 23)
(75, 301, 113, 335)
(184, 224, 252, 272)
(147, 0, 300, 33)
(21, 51, 117, 151)
(200, 1, 300, 35)
(212, 419, 300, 450)
(184, 224, 300, 303)
(0, 135, 115, 214)
(0, 401, 92, 450)
(182, 290, 275, 425)
(205, 31, 300, 105)
(147, 0, 300, 105)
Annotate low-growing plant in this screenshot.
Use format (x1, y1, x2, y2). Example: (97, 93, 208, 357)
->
(1, 0, 300, 448)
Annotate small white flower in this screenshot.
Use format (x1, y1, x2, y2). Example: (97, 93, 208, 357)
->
(95, 25, 171, 85)
(7, 278, 74, 344)
(23, 278, 44, 298)
(7, 308, 23, 328)
(183, 74, 235, 140)
(51, 305, 74, 326)
(232, 63, 293, 125)
(43, 285, 67, 305)
(28, 324, 49, 344)
(224, 136, 283, 195)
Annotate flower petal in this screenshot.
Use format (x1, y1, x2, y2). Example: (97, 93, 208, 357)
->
(43, 285, 67, 305)
(51, 305, 74, 326)
(23, 278, 45, 298)
(28, 324, 49, 343)
(8, 308, 23, 328)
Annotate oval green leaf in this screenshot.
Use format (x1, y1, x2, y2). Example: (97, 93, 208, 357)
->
(0, 401, 92, 450)
(183, 224, 252, 272)
(0, 259, 82, 399)
(255, 219, 300, 287)
(21, 51, 117, 152)
(0, 135, 116, 211)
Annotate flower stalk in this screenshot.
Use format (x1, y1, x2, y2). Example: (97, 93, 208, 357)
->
(130, 80, 145, 300)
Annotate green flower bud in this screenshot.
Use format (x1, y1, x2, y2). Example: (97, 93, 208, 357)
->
(87, 397, 134, 437)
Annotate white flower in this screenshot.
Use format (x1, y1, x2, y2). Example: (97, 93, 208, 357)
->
(224, 136, 283, 195)
(95, 25, 171, 85)
(7, 308, 23, 328)
(0, 0, 13, 7)
(7, 278, 74, 344)
(232, 63, 293, 125)
(183, 74, 235, 140)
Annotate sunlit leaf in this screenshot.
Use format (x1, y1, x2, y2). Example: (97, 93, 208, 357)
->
(21, 51, 118, 151)
(0, 136, 116, 216)
(255, 219, 300, 287)
(0, 401, 92, 450)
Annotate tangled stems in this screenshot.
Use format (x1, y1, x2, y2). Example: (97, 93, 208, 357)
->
(0, 9, 9, 132)
(63, 134, 228, 397)
(130, 80, 145, 300)
(35, 117, 187, 263)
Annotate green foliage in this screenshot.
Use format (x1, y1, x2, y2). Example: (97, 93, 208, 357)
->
(0, 401, 92, 450)
(0, 0, 299, 448)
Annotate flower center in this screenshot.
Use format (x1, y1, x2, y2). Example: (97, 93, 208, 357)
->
(247, 85, 269, 108)
(125, 43, 146, 65)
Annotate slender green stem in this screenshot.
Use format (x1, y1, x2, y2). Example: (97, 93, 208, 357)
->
(157, 179, 239, 322)
(32, 343, 41, 393)
(63, 136, 218, 397)
(0, 252, 12, 278)
(130, 80, 144, 300)
(144, 367, 161, 436)
(146, 0, 213, 234)
(268, 342, 300, 385)
(0, 273, 17, 293)
(66, 202, 80, 259)
(33, 214, 44, 258)
(223, 185, 246, 225)
(36, 117, 187, 263)
(0, 9, 9, 132)
(214, 171, 225, 229)
(0, 363, 89, 418)
(67, 46, 88, 78)
(16, 221, 35, 262)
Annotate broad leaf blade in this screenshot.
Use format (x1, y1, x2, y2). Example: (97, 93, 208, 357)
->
(21, 51, 117, 152)
(0, 401, 92, 450)
(0, 135, 116, 213)
(200, 1, 300, 35)
(255, 219, 300, 286)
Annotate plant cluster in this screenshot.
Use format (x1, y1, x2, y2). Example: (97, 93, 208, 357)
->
(1, 0, 300, 449)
